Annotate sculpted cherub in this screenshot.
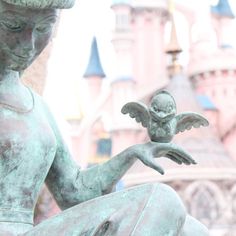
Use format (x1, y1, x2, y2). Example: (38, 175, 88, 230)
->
(122, 90, 209, 143)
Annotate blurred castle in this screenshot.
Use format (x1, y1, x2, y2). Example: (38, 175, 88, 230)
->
(26, 0, 236, 235)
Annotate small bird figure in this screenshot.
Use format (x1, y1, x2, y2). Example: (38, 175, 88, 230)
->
(121, 90, 209, 143)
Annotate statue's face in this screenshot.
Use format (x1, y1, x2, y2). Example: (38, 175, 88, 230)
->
(149, 92, 176, 122)
(0, 1, 58, 71)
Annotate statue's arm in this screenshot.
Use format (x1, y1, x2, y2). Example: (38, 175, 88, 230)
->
(43, 101, 195, 210)
(46, 144, 137, 210)
(44, 104, 137, 210)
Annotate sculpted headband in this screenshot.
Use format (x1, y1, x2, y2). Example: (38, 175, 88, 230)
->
(1, 0, 75, 9)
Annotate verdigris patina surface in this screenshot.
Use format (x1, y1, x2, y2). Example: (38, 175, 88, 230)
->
(0, 0, 209, 235)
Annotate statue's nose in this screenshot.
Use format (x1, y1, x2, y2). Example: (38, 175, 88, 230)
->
(20, 27, 35, 55)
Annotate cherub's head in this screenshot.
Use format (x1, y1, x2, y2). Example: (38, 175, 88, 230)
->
(149, 91, 176, 122)
(0, 0, 74, 71)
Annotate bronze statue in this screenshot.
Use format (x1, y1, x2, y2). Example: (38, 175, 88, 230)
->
(0, 0, 209, 235)
(121, 90, 209, 143)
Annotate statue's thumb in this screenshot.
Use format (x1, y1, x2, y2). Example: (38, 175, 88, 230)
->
(140, 156, 165, 175)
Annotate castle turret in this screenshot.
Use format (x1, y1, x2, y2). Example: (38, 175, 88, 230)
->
(72, 37, 107, 169)
(111, 0, 133, 81)
(211, 0, 235, 19)
(165, 0, 182, 77)
(110, 0, 142, 155)
(84, 37, 106, 103)
(131, 0, 169, 93)
(211, 0, 235, 48)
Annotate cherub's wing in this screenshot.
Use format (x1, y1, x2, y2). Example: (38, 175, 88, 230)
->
(121, 102, 150, 128)
(175, 112, 209, 134)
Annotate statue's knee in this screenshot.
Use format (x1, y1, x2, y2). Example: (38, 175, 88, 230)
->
(151, 183, 187, 214)
(181, 215, 209, 236)
(141, 183, 187, 234)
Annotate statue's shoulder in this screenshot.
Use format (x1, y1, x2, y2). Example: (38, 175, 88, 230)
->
(29, 90, 55, 121)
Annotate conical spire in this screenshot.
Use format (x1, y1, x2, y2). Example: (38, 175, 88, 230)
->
(165, 14, 182, 55)
(165, 0, 182, 76)
(211, 0, 235, 19)
(84, 37, 106, 79)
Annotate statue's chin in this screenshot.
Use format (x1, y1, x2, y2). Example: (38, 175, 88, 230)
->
(3, 54, 36, 72)
(7, 61, 32, 72)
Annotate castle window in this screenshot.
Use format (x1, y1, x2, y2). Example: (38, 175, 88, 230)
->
(116, 14, 129, 30)
(189, 185, 219, 226)
(96, 138, 112, 158)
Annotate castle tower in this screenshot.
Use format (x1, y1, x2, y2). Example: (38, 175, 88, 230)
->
(165, 0, 182, 77)
(84, 37, 106, 104)
(110, 0, 142, 155)
(188, 0, 236, 160)
(111, 0, 134, 82)
(70, 37, 107, 168)
(211, 0, 235, 48)
(131, 0, 169, 94)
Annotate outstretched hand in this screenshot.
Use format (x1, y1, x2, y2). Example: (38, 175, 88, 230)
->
(133, 142, 197, 175)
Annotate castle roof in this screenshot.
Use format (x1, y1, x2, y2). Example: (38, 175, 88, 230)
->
(112, 0, 131, 6)
(84, 37, 106, 79)
(196, 95, 217, 111)
(211, 0, 235, 19)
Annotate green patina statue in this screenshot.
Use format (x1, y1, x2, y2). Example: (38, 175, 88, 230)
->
(0, 0, 209, 235)
(121, 90, 209, 143)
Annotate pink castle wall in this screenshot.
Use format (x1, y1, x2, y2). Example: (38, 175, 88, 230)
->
(132, 10, 168, 92)
(189, 10, 236, 161)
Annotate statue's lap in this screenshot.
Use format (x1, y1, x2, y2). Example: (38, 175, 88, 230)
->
(24, 183, 186, 236)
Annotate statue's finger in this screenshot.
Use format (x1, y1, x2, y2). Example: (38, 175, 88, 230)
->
(149, 142, 172, 157)
(140, 157, 165, 175)
(166, 153, 183, 165)
(170, 146, 197, 165)
(180, 151, 197, 165)
(168, 152, 191, 165)
(147, 142, 197, 165)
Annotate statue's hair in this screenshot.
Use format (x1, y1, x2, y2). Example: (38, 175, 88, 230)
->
(154, 90, 174, 100)
(152, 90, 176, 106)
(2, 0, 75, 9)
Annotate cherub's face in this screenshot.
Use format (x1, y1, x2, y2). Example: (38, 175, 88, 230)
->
(0, 0, 58, 71)
(149, 92, 176, 122)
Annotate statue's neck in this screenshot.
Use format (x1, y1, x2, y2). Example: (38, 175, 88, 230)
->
(0, 69, 21, 89)
(0, 69, 33, 110)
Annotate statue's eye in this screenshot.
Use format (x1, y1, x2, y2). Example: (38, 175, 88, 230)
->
(0, 20, 24, 32)
(35, 24, 53, 34)
(153, 105, 158, 111)
(167, 105, 173, 112)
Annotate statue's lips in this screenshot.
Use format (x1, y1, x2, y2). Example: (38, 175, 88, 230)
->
(11, 53, 32, 61)
(4, 49, 33, 63)
(14, 54, 28, 59)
